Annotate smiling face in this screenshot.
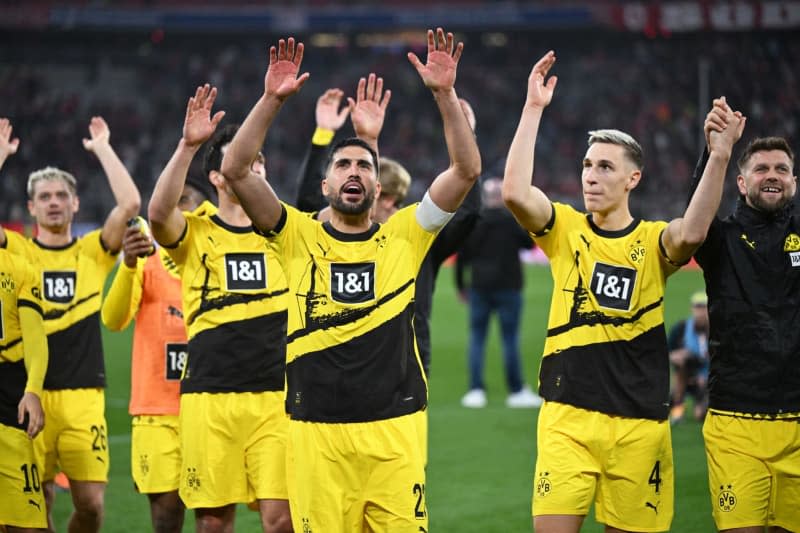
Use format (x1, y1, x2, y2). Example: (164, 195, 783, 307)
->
(737, 149, 796, 213)
(323, 144, 379, 217)
(581, 142, 641, 216)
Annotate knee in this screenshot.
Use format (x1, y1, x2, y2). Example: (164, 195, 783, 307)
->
(261, 512, 293, 533)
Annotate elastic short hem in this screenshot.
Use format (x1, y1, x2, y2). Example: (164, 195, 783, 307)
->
(135, 483, 180, 495)
(603, 520, 671, 533)
(179, 493, 249, 510)
(532, 509, 589, 517)
(252, 493, 289, 502)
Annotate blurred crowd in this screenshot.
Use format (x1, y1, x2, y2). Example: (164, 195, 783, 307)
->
(0, 28, 797, 224)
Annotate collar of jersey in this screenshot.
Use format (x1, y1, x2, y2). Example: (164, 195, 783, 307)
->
(322, 221, 380, 242)
(210, 214, 254, 234)
(585, 215, 641, 238)
(33, 237, 78, 250)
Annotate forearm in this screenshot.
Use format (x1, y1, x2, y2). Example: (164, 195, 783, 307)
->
(295, 140, 331, 212)
(19, 307, 47, 396)
(221, 93, 282, 181)
(436, 88, 481, 184)
(101, 262, 141, 331)
(92, 143, 141, 218)
(681, 150, 731, 243)
(148, 139, 197, 244)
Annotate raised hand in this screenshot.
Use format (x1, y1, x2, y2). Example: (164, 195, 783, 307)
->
(18, 392, 44, 439)
(316, 89, 350, 131)
(82, 116, 111, 152)
(265, 37, 310, 101)
(0, 118, 20, 162)
(708, 97, 745, 156)
(525, 51, 558, 109)
(121, 224, 155, 268)
(348, 73, 391, 143)
(183, 84, 226, 148)
(407, 27, 463, 92)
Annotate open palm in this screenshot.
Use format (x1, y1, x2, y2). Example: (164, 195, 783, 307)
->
(408, 28, 463, 92)
(183, 84, 225, 147)
(265, 37, 309, 100)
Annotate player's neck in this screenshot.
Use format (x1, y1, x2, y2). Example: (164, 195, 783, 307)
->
(329, 210, 373, 234)
(590, 206, 634, 231)
(216, 202, 252, 228)
(36, 224, 73, 246)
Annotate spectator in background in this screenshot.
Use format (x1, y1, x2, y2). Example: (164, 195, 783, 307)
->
(456, 177, 541, 409)
(667, 291, 709, 424)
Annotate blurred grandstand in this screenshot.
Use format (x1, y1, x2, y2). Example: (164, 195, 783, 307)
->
(0, 1, 797, 225)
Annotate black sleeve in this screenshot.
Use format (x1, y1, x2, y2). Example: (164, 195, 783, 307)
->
(295, 141, 332, 213)
(428, 181, 482, 268)
(687, 147, 710, 208)
(454, 251, 468, 292)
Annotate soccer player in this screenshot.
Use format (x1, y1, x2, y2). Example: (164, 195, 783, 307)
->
(100, 179, 212, 533)
(221, 29, 480, 532)
(147, 84, 291, 533)
(0, 246, 48, 532)
(688, 125, 800, 531)
(295, 77, 482, 376)
(501, 51, 744, 533)
(0, 116, 141, 532)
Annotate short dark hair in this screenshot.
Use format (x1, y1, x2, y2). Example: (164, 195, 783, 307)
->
(737, 136, 795, 173)
(202, 123, 240, 178)
(185, 174, 216, 202)
(324, 137, 379, 176)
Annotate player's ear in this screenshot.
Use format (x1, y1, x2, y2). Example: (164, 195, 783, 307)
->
(626, 170, 642, 192)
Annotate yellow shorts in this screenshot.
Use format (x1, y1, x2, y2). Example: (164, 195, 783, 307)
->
(179, 391, 288, 509)
(131, 415, 181, 494)
(287, 412, 427, 533)
(415, 408, 428, 467)
(35, 388, 109, 482)
(703, 412, 800, 531)
(0, 423, 47, 528)
(533, 401, 674, 532)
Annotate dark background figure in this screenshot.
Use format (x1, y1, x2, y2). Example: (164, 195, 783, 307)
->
(667, 291, 709, 424)
(456, 177, 541, 409)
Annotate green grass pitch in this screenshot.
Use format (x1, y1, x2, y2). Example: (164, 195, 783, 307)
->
(51, 264, 712, 532)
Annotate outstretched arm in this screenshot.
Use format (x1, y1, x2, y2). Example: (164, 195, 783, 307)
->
(295, 88, 350, 213)
(348, 73, 391, 154)
(83, 117, 142, 253)
(662, 97, 745, 263)
(0, 118, 20, 246)
(19, 305, 47, 438)
(101, 225, 152, 331)
(222, 37, 309, 232)
(409, 28, 481, 213)
(502, 51, 558, 234)
(148, 84, 225, 246)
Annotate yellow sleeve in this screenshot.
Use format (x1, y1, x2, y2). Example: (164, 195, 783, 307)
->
(101, 260, 144, 331)
(19, 306, 48, 396)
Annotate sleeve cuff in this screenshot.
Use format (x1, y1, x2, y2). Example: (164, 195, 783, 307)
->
(312, 127, 335, 146)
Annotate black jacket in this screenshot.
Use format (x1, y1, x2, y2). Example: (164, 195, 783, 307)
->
(691, 151, 800, 415)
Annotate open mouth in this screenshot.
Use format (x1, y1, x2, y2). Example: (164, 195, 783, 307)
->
(761, 186, 781, 193)
(341, 181, 364, 197)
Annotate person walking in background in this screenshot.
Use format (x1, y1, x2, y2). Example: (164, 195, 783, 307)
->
(667, 290, 709, 424)
(502, 48, 744, 532)
(0, 116, 141, 533)
(100, 177, 213, 533)
(456, 176, 541, 409)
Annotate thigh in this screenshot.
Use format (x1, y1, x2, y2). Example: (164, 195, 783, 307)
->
(45, 389, 109, 482)
(131, 415, 181, 494)
(533, 402, 599, 518)
(361, 414, 427, 532)
(496, 290, 522, 333)
(768, 419, 800, 532)
(597, 416, 674, 532)
(703, 413, 772, 530)
(0, 423, 47, 529)
(243, 391, 289, 501)
(179, 393, 248, 509)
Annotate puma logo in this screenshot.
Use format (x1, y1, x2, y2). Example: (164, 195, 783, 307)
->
(28, 499, 41, 510)
(740, 233, 756, 249)
(645, 501, 659, 514)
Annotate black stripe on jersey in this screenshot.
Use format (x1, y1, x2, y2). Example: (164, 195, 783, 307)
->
(287, 268, 414, 343)
(17, 299, 43, 315)
(0, 336, 22, 354)
(0, 360, 27, 429)
(286, 302, 426, 422)
(181, 311, 287, 394)
(42, 292, 100, 321)
(540, 326, 670, 420)
(187, 288, 289, 327)
(547, 289, 663, 337)
(44, 313, 105, 389)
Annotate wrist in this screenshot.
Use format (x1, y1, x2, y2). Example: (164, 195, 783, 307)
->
(312, 127, 335, 146)
(179, 137, 203, 152)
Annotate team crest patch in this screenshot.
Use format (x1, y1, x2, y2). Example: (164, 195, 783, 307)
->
(716, 484, 737, 512)
(784, 233, 800, 252)
(790, 252, 800, 267)
(628, 241, 646, 264)
(186, 467, 201, 491)
(535, 471, 552, 498)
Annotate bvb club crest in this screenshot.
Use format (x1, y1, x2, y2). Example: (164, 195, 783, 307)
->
(535, 472, 552, 498)
(717, 485, 737, 512)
